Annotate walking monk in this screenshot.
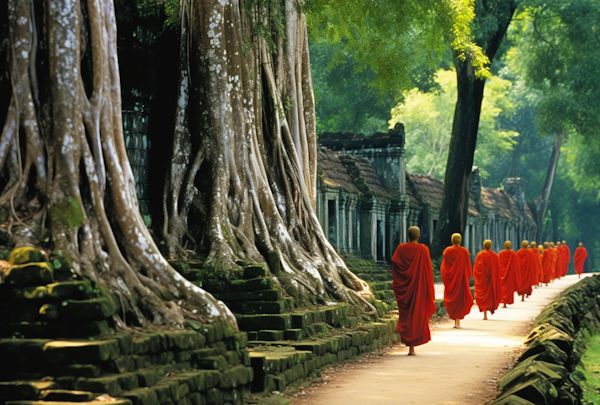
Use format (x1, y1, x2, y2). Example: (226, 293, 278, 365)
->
(549, 242, 559, 280)
(441, 233, 473, 328)
(562, 240, 571, 276)
(536, 244, 544, 286)
(530, 242, 542, 287)
(517, 241, 538, 300)
(574, 242, 588, 278)
(542, 242, 554, 285)
(474, 240, 503, 320)
(499, 241, 520, 307)
(391, 226, 436, 355)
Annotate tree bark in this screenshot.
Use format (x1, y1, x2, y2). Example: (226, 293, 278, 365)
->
(532, 132, 564, 242)
(160, 0, 375, 312)
(2, 0, 237, 330)
(431, 1, 518, 258)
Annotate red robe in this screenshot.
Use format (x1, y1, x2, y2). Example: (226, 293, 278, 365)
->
(542, 249, 554, 283)
(499, 249, 521, 305)
(564, 245, 571, 276)
(441, 245, 473, 320)
(536, 250, 544, 283)
(550, 248, 559, 280)
(391, 243, 436, 347)
(574, 247, 588, 275)
(517, 248, 538, 296)
(558, 245, 568, 277)
(473, 249, 503, 313)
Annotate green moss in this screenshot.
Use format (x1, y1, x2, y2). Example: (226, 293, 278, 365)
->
(50, 197, 86, 229)
(578, 333, 600, 403)
(8, 247, 47, 264)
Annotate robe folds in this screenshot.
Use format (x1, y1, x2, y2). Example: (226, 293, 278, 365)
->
(391, 243, 436, 347)
(542, 249, 554, 283)
(499, 249, 520, 305)
(574, 247, 588, 275)
(517, 248, 538, 296)
(558, 245, 570, 277)
(536, 250, 544, 283)
(563, 245, 571, 276)
(441, 245, 474, 320)
(551, 248, 559, 280)
(473, 249, 503, 314)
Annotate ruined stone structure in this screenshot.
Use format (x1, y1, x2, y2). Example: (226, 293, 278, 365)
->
(316, 126, 537, 261)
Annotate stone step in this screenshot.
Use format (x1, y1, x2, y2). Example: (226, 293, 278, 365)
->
(38, 389, 96, 402)
(44, 340, 121, 365)
(0, 381, 56, 403)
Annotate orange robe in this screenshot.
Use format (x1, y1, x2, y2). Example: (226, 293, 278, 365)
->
(499, 249, 520, 305)
(536, 250, 544, 283)
(473, 249, 503, 313)
(558, 246, 568, 277)
(542, 249, 554, 283)
(391, 243, 436, 347)
(564, 245, 571, 276)
(517, 248, 538, 296)
(441, 245, 473, 320)
(574, 247, 588, 275)
(551, 248, 559, 280)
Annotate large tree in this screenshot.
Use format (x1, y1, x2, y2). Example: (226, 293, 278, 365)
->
(431, 0, 518, 257)
(1, 0, 237, 329)
(161, 0, 375, 312)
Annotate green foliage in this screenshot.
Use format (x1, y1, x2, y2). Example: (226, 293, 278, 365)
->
(389, 69, 516, 180)
(245, 0, 285, 53)
(305, 0, 489, 99)
(578, 333, 600, 403)
(310, 39, 393, 133)
(50, 198, 85, 230)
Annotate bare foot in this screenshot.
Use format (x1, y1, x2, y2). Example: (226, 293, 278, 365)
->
(408, 346, 416, 356)
(503, 303, 507, 308)
(521, 295, 525, 302)
(483, 311, 488, 320)
(453, 319, 461, 329)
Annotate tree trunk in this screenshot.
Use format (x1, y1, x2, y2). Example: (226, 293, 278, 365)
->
(161, 0, 375, 312)
(532, 132, 564, 242)
(431, 1, 517, 258)
(2, 0, 237, 329)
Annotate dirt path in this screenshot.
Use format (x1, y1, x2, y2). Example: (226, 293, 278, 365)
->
(291, 273, 595, 405)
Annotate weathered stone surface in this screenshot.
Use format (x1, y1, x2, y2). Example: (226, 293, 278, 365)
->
(8, 248, 47, 265)
(242, 301, 284, 315)
(44, 339, 120, 364)
(495, 376, 558, 405)
(0, 339, 50, 368)
(284, 329, 304, 341)
(245, 278, 274, 291)
(0, 381, 55, 402)
(4, 263, 53, 287)
(46, 282, 93, 300)
(519, 340, 568, 366)
(257, 330, 285, 341)
(241, 314, 292, 331)
(217, 289, 281, 302)
(57, 297, 117, 321)
(5, 286, 48, 300)
(38, 390, 95, 402)
(498, 359, 567, 392)
(121, 387, 158, 405)
(243, 265, 267, 279)
(524, 323, 573, 354)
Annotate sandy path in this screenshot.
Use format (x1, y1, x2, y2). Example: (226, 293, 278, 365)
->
(292, 274, 594, 405)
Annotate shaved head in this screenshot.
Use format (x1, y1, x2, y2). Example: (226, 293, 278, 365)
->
(531, 241, 537, 248)
(538, 245, 544, 253)
(483, 239, 492, 250)
(408, 226, 421, 242)
(579, 242, 584, 247)
(562, 240, 567, 245)
(549, 242, 555, 248)
(543, 242, 549, 249)
(504, 241, 512, 250)
(522, 240, 529, 249)
(451, 233, 462, 246)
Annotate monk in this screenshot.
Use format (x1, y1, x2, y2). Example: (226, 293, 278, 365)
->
(473, 240, 503, 320)
(441, 233, 474, 328)
(549, 242, 559, 281)
(517, 240, 538, 300)
(391, 226, 436, 355)
(574, 242, 588, 278)
(562, 240, 571, 276)
(499, 241, 520, 307)
(536, 244, 544, 285)
(530, 242, 542, 287)
(541, 242, 555, 284)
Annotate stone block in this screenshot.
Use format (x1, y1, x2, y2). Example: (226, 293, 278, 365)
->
(163, 330, 203, 351)
(38, 390, 94, 402)
(44, 339, 120, 364)
(121, 387, 159, 405)
(243, 265, 267, 279)
(205, 388, 222, 405)
(291, 312, 308, 329)
(202, 280, 227, 294)
(49, 364, 101, 378)
(229, 279, 246, 292)
(8, 247, 47, 265)
(245, 278, 274, 291)
(257, 330, 285, 341)
(282, 297, 295, 311)
(242, 301, 284, 315)
(0, 381, 54, 402)
(246, 331, 258, 341)
(0, 339, 51, 369)
(241, 314, 292, 331)
(494, 376, 558, 405)
(74, 375, 124, 397)
(6, 286, 48, 300)
(519, 340, 568, 366)
(4, 263, 53, 287)
(58, 297, 117, 321)
(232, 332, 248, 350)
(46, 281, 93, 300)
(197, 355, 228, 371)
(284, 329, 304, 341)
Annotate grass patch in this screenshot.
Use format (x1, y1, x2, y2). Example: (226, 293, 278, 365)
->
(579, 335, 600, 404)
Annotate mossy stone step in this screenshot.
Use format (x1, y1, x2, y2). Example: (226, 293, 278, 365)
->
(497, 358, 568, 393)
(1, 285, 48, 300)
(44, 339, 121, 364)
(243, 265, 267, 279)
(46, 281, 94, 300)
(38, 389, 95, 402)
(0, 381, 55, 402)
(3, 263, 54, 287)
(74, 373, 138, 397)
(257, 330, 284, 341)
(241, 301, 284, 315)
(8, 247, 47, 265)
(240, 314, 292, 331)
(0, 339, 51, 368)
(215, 289, 281, 302)
(1, 320, 111, 339)
(39, 297, 116, 322)
(245, 278, 274, 291)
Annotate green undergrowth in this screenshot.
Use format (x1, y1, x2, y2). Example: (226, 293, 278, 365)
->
(578, 334, 600, 404)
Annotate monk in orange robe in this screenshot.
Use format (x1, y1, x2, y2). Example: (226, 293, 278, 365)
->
(517, 240, 538, 300)
(562, 240, 571, 276)
(549, 242, 559, 281)
(473, 240, 503, 320)
(541, 242, 555, 284)
(441, 233, 473, 328)
(536, 244, 544, 285)
(574, 242, 588, 278)
(391, 226, 436, 355)
(530, 242, 542, 286)
(499, 241, 520, 307)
